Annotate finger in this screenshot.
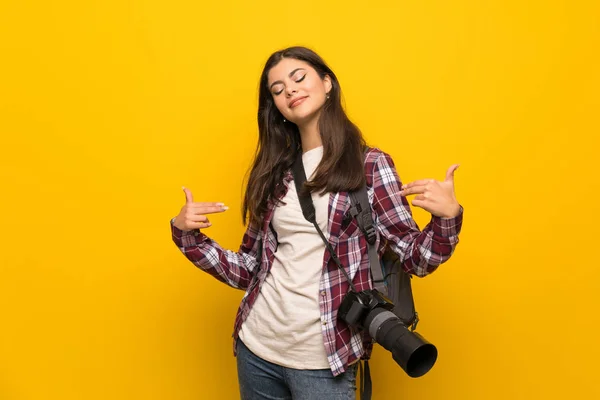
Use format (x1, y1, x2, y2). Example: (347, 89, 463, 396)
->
(183, 187, 194, 204)
(188, 205, 229, 214)
(186, 221, 212, 230)
(400, 185, 427, 196)
(401, 179, 435, 190)
(411, 198, 428, 209)
(189, 202, 227, 208)
(445, 164, 460, 182)
(188, 215, 210, 223)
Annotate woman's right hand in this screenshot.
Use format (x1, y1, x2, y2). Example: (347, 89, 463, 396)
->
(173, 187, 228, 231)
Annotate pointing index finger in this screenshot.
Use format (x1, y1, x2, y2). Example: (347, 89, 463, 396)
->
(188, 203, 229, 213)
(401, 179, 434, 190)
(400, 185, 427, 196)
(190, 202, 227, 207)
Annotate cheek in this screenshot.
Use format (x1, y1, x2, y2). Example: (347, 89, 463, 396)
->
(305, 81, 325, 103)
(305, 77, 324, 94)
(307, 83, 326, 102)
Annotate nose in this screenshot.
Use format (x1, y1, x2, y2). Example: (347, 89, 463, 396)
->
(285, 85, 298, 97)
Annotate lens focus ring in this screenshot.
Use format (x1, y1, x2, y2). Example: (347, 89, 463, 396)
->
(367, 309, 398, 340)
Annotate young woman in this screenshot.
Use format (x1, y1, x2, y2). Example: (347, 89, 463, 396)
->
(171, 46, 463, 400)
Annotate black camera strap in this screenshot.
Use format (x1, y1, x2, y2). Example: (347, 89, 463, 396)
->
(292, 153, 358, 293)
(292, 150, 386, 293)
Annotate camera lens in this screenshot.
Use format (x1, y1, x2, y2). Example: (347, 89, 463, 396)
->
(364, 308, 437, 378)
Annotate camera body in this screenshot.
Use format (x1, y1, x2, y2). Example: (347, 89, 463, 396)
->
(338, 289, 394, 328)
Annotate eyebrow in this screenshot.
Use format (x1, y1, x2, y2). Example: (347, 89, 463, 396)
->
(269, 68, 306, 90)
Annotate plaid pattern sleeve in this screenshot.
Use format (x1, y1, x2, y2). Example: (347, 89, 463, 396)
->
(369, 150, 463, 277)
(170, 219, 262, 290)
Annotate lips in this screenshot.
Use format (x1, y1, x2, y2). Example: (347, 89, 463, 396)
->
(289, 96, 308, 108)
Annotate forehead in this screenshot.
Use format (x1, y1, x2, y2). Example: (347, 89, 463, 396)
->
(267, 58, 314, 84)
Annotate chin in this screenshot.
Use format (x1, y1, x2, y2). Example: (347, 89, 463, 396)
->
(288, 107, 321, 126)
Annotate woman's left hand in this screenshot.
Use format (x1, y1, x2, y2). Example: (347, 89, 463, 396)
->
(399, 164, 461, 219)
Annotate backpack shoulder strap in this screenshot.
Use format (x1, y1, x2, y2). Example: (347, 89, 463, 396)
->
(348, 149, 387, 294)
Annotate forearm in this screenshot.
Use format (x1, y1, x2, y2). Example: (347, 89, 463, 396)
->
(392, 208, 463, 277)
(171, 220, 259, 290)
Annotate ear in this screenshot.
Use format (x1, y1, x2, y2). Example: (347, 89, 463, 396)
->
(323, 75, 333, 94)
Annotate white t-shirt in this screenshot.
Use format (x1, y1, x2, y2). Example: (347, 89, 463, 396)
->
(238, 146, 330, 369)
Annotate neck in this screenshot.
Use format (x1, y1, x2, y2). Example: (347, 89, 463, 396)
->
(298, 115, 322, 153)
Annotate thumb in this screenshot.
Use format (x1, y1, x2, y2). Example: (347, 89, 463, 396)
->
(445, 164, 460, 183)
(182, 186, 194, 204)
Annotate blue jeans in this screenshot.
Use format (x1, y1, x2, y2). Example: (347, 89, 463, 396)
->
(236, 339, 357, 400)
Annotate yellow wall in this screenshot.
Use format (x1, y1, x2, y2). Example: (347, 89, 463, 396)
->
(1, 1, 598, 399)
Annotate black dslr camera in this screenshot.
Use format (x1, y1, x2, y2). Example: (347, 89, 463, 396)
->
(338, 289, 437, 378)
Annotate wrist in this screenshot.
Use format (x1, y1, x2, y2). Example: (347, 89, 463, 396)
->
(440, 203, 461, 219)
(171, 216, 185, 231)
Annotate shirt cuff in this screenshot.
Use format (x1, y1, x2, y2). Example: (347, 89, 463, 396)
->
(431, 206, 464, 237)
(171, 217, 206, 247)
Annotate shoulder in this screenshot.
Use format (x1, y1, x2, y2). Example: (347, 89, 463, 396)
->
(363, 147, 397, 176)
(363, 147, 405, 192)
(365, 146, 384, 160)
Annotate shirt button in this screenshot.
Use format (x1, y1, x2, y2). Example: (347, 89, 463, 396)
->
(321, 291, 326, 296)
(322, 320, 327, 325)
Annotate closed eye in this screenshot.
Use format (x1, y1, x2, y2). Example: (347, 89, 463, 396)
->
(272, 75, 305, 96)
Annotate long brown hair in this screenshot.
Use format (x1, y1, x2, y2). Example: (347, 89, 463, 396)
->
(243, 46, 367, 227)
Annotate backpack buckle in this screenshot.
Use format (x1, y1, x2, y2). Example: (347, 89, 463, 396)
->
(349, 203, 361, 218)
(362, 214, 377, 245)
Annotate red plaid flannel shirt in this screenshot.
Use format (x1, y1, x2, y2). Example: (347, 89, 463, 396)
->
(171, 147, 463, 376)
